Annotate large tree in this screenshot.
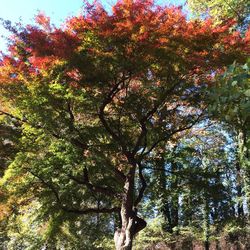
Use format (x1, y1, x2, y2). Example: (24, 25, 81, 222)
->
(0, 0, 249, 249)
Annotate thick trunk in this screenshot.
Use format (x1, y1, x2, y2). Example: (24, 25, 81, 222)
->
(114, 209, 146, 250)
(114, 218, 133, 250)
(114, 167, 146, 250)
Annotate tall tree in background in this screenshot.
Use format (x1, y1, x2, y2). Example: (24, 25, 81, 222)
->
(0, 0, 249, 249)
(188, 0, 250, 219)
(209, 61, 250, 217)
(187, 0, 250, 28)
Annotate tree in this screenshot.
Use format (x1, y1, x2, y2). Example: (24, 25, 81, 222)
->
(209, 60, 250, 216)
(187, 0, 250, 28)
(0, 0, 249, 249)
(188, 0, 250, 222)
(136, 122, 242, 249)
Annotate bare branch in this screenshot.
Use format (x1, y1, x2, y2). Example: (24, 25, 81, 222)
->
(132, 82, 182, 156)
(99, 82, 125, 145)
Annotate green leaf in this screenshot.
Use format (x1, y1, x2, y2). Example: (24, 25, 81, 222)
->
(244, 89, 250, 97)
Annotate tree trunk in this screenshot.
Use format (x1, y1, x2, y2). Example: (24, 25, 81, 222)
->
(236, 161, 244, 217)
(156, 155, 172, 232)
(203, 196, 210, 250)
(114, 167, 146, 250)
(238, 130, 250, 218)
(114, 209, 146, 250)
(170, 162, 179, 231)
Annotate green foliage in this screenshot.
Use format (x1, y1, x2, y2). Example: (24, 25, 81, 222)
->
(134, 217, 203, 250)
(209, 60, 250, 127)
(134, 217, 250, 250)
(134, 217, 170, 249)
(187, 0, 250, 27)
(208, 60, 250, 208)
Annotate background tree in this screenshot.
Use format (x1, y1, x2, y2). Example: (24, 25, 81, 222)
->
(188, 0, 250, 231)
(209, 60, 250, 216)
(187, 0, 250, 28)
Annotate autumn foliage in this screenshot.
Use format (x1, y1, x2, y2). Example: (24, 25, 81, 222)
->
(0, 0, 249, 249)
(0, 0, 249, 85)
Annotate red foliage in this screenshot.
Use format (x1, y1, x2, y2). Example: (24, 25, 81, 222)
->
(0, 0, 249, 84)
(25, 26, 80, 60)
(35, 12, 51, 31)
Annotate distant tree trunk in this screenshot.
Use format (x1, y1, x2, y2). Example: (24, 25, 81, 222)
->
(156, 155, 173, 232)
(182, 193, 192, 227)
(203, 196, 210, 250)
(157, 157, 179, 233)
(170, 162, 179, 231)
(236, 161, 244, 217)
(238, 129, 250, 218)
(96, 199, 100, 228)
(162, 201, 173, 232)
(114, 166, 146, 250)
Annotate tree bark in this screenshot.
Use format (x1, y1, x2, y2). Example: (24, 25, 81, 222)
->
(114, 167, 146, 250)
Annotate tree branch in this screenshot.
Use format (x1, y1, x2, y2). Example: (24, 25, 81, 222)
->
(28, 170, 120, 215)
(132, 82, 182, 156)
(68, 169, 121, 198)
(64, 206, 120, 215)
(134, 162, 147, 207)
(142, 111, 204, 156)
(140, 81, 182, 124)
(132, 121, 148, 156)
(98, 76, 133, 161)
(98, 82, 125, 146)
(66, 101, 88, 149)
(0, 109, 88, 150)
(0, 110, 26, 123)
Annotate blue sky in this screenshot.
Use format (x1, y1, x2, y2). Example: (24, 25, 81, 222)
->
(0, 0, 186, 52)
